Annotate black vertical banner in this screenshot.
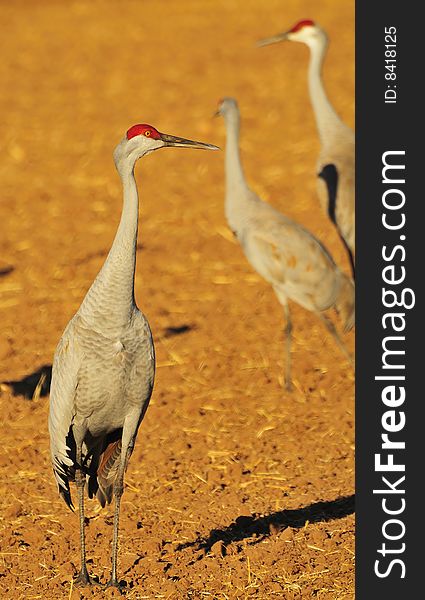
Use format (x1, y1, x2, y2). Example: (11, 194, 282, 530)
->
(356, 1, 422, 598)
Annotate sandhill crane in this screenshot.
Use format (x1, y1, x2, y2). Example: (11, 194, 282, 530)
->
(216, 98, 354, 390)
(48, 124, 218, 590)
(259, 20, 355, 278)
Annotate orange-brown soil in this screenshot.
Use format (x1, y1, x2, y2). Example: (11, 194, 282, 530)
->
(0, 1, 354, 598)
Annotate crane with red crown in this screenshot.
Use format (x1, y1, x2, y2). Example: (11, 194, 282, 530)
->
(48, 123, 217, 590)
(259, 19, 355, 278)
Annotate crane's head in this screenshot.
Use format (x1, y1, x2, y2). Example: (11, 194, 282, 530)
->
(215, 97, 239, 119)
(258, 19, 326, 49)
(114, 123, 219, 171)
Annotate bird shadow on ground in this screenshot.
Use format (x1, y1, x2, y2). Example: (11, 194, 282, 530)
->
(176, 494, 355, 554)
(3, 364, 52, 399)
(0, 265, 14, 277)
(162, 324, 194, 338)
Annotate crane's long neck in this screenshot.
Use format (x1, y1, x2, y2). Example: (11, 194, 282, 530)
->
(78, 161, 139, 332)
(308, 38, 347, 143)
(223, 111, 253, 231)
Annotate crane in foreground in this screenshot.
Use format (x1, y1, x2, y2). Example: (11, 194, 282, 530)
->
(216, 98, 354, 390)
(259, 19, 355, 278)
(48, 124, 218, 590)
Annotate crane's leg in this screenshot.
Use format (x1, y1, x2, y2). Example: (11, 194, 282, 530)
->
(318, 313, 354, 365)
(108, 462, 125, 589)
(283, 303, 293, 391)
(74, 444, 92, 587)
(106, 424, 136, 591)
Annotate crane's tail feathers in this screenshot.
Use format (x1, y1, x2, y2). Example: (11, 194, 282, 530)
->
(96, 439, 123, 507)
(335, 275, 355, 333)
(58, 482, 75, 511)
(52, 457, 75, 511)
(96, 489, 108, 508)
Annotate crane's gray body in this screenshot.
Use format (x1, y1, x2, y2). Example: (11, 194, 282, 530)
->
(221, 98, 353, 320)
(300, 24, 355, 271)
(48, 137, 157, 509)
(259, 22, 355, 275)
(229, 190, 343, 314)
(315, 111, 355, 268)
(219, 98, 353, 387)
(49, 307, 154, 506)
(49, 231, 155, 511)
(47, 126, 217, 588)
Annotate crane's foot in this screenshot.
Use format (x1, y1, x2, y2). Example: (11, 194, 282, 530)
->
(73, 569, 98, 587)
(283, 374, 294, 392)
(105, 578, 127, 594)
(284, 378, 293, 392)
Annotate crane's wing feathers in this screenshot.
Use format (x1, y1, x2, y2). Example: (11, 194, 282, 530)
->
(318, 163, 355, 278)
(245, 214, 342, 312)
(318, 163, 338, 226)
(48, 319, 82, 509)
(249, 217, 334, 284)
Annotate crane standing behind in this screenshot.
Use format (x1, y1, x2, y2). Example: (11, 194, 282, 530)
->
(216, 98, 354, 390)
(48, 124, 217, 590)
(259, 19, 355, 278)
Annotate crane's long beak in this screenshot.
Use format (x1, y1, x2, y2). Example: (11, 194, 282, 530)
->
(257, 32, 288, 47)
(160, 132, 219, 151)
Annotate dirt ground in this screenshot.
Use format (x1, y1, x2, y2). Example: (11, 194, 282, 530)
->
(0, 1, 354, 598)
